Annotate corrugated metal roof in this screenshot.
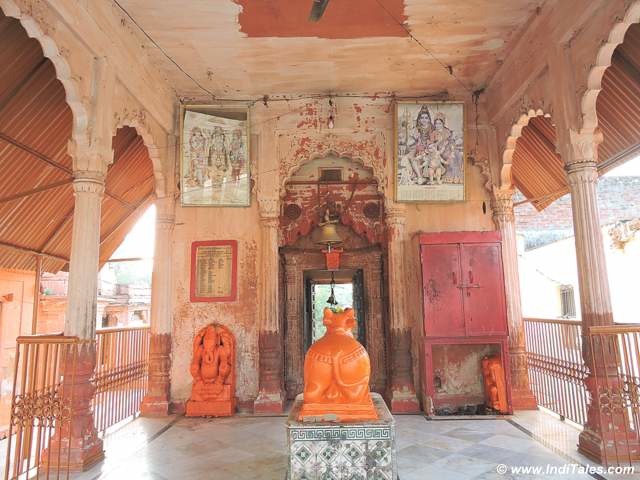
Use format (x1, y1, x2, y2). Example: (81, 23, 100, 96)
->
(512, 116, 566, 210)
(513, 23, 640, 211)
(0, 12, 154, 273)
(597, 23, 640, 172)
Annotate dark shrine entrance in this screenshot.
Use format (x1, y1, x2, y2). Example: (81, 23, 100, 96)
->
(281, 248, 386, 400)
(303, 269, 366, 351)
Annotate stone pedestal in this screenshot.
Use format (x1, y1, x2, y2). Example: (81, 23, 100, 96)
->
(186, 385, 236, 417)
(287, 393, 397, 480)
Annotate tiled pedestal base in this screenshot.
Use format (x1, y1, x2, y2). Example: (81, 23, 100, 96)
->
(286, 393, 397, 480)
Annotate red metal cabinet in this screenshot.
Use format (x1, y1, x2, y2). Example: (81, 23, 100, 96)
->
(419, 232, 508, 338)
(417, 231, 512, 414)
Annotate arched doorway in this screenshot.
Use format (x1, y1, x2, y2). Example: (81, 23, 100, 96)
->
(279, 154, 387, 399)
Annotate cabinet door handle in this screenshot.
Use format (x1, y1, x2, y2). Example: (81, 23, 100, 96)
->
(452, 271, 457, 286)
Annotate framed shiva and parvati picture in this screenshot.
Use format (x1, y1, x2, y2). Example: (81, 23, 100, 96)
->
(394, 101, 465, 202)
(180, 105, 250, 207)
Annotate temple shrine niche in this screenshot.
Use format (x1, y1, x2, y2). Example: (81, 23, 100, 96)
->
(298, 307, 377, 421)
(186, 323, 236, 417)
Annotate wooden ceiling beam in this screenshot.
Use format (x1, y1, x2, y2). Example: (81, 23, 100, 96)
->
(38, 204, 75, 253)
(0, 131, 73, 175)
(0, 240, 69, 263)
(0, 178, 73, 204)
(0, 131, 141, 210)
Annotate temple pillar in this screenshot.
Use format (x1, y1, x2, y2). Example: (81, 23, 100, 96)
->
(141, 195, 174, 416)
(58, 171, 105, 470)
(254, 198, 285, 413)
(566, 130, 617, 462)
(492, 188, 537, 410)
(385, 204, 419, 413)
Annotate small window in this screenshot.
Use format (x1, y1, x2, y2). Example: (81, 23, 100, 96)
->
(319, 168, 342, 182)
(559, 285, 576, 318)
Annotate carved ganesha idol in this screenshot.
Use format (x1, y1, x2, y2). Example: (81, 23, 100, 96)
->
(186, 323, 236, 417)
(299, 307, 377, 421)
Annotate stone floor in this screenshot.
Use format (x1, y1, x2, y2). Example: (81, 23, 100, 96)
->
(63, 410, 639, 480)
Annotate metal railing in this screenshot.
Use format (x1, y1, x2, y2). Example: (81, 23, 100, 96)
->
(587, 324, 640, 467)
(524, 318, 589, 425)
(4, 335, 81, 480)
(93, 326, 150, 434)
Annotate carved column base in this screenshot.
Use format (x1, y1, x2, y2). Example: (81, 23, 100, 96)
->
(509, 351, 537, 410)
(255, 331, 284, 414)
(389, 387, 420, 413)
(578, 426, 640, 464)
(254, 390, 285, 414)
(388, 329, 420, 413)
(43, 344, 104, 472)
(141, 333, 171, 417)
(510, 388, 538, 410)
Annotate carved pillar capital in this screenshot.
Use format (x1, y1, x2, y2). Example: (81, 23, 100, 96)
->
(258, 197, 280, 220)
(384, 202, 406, 229)
(72, 171, 106, 196)
(68, 139, 113, 175)
(565, 128, 603, 173)
(491, 188, 515, 227)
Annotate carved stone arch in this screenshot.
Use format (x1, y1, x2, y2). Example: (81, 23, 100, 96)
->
(500, 108, 552, 189)
(0, 0, 89, 155)
(580, 0, 640, 134)
(113, 114, 167, 197)
(278, 132, 387, 198)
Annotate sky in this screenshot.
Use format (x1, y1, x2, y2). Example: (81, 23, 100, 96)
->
(605, 155, 640, 176)
(110, 204, 156, 260)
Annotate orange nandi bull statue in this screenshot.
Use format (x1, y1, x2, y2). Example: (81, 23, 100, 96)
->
(298, 307, 378, 421)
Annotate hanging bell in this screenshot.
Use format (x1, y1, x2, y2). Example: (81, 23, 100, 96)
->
(316, 222, 342, 247)
(326, 272, 339, 306)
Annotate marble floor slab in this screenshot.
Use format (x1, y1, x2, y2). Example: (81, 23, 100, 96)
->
(2, 410, 638, 480)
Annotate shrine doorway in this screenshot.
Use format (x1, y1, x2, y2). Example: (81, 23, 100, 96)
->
(281, 245, 386, 400)
(279, 154, 388, 400)
(303, 268, 365, 352)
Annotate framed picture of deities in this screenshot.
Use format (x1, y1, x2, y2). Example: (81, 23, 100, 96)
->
(180, 105, 250, 207)
(190, 240, 238, 302)
(394, 101, 465, 203)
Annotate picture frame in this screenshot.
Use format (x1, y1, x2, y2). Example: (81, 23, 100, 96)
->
(394, 101, 465, 203)
(180, 104, 250, 207)
(190, 240, 238, 303)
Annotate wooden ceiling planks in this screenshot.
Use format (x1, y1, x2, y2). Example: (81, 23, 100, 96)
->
(513, 24, 640, 211)
(512, 116, 566, 211)
(0, 11, 155, 273)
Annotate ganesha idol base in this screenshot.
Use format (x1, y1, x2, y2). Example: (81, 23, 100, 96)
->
(185, 385, 236, 417)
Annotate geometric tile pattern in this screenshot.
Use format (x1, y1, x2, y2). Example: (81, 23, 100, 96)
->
(287, 394, 396, 480)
